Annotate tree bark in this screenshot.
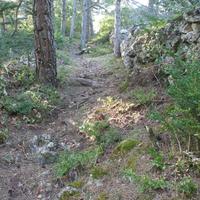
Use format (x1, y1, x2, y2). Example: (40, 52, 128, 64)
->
(2, 12, 6, 32)
(12, 0, 23, 37)
(89, 6, 94, 37)
(114, 0, 121, 57)
(33, 0, 57, 86)
(69, 0, 77, 38)
(81, 0, 89, 49)
(61, 0, 67, 36)
(148, 0, 156, 15)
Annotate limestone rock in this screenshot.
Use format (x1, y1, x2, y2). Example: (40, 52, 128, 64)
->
(121, 7, 200, 69)
(29, 134, 59, 165)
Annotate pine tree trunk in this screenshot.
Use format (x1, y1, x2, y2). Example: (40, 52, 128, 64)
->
(148, 0, 156, 15)
(89, 7, 94, 37)
(61, 0, 67, 36)
(33, 0, 57, 86)
(2, 12, 6, 32)
(12, 0, 23, 37)
(81, 0, 89, 49)
(114, 0, 121, 57)
(70, 0, 77, 38)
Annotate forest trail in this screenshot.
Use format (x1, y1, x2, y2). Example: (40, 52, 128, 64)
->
(0, 44, 139, 200)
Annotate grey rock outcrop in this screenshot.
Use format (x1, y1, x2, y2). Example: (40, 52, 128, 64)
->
(121, 8, 200, 69)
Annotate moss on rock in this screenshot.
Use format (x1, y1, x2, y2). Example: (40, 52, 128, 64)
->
(59, 190, 80, 200)
(113, 139, 138, 155)
(91, 166, 108, 179)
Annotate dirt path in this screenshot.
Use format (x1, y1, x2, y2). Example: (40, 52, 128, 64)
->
(0, 46, 124, 200)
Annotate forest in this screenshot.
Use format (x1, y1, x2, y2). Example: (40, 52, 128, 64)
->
(0, 0, 200, 199)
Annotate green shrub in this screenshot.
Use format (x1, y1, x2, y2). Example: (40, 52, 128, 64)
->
(113, 139, 138, 155)
(89, 43, 112, 57)
(131, 88, 157, 105)
(0, 128, 9, 144)
(150, 59, 200, 150)
(148, 148, 166, 170)
(14, 65, 35, 87)
(177, 177, 197, 197)
(57, 50, 71, 65)
(124, 169, 169, 192)
(1, 85, 59, 117)
(80, 120, 121, 148)
(91, 166, 108, 179)
(0, 74, 7, 96)
(92, 16, 114, 44)
(55, 148, 100, 176)
(2, 94, 34, 115)
(0, 31, 33, 64)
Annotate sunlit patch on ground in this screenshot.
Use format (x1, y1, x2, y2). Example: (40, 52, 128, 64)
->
(85, 96, 146, 129)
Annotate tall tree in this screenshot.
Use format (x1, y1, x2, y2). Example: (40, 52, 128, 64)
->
(70, 0, 77, 38)
(114, 0, 121, 57)
(33, 0, 57, 86)
(80, 0, 89, 49)
(89, 6, 94, 37)
(12, 0, 23, 36)
(61, 0, 67, 36)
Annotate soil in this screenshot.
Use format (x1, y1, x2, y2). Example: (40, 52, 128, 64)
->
(0, 44, 133, 200)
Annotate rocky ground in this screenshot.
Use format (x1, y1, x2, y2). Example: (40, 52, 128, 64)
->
(0, 43, 137, 200)
(0, 41, 199, 200)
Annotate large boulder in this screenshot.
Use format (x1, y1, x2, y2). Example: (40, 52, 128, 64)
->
(121, 8, 200, 69)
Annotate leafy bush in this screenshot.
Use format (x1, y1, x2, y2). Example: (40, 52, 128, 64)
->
(0, 31, 33, 64)
(80, 120, 121, 148)
(150, 59, 200, 150)
(131, 88, 157, 106)
(89, 43, 112, 57)
(0, 74, 7, 96)
(0, 128, 9, 144)
(2, 94, 34, 115)
(91, 166, 108, 179)
(148, 148, 166, 170)
(55, 148, 100, 176)
(1, 85, 59, 118)
(93, 16, 114, 44)
(177, 177, 197, 197)
(124, 169, 169, 192)
(14, 65, 35, 87)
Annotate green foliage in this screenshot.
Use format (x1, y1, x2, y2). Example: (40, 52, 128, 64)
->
(0, 1, 17, 13)
(131, 88, 157, 106)
(55, 148, 100, 177)
(148, 148, 166, 170)
(113, 139, 138, 155)
(2, 94, 34, 115)
(55, 32, 67, 49)
(0, 74, 7, 96)
(80, 120, 121, 148)
(57, 49, 71, 65)
(59, 190, 80, 200)
(0, 128, 8, 144)
(93, 16, 114, 44)
(91, 166, 108, 179)
(124, 169, 169, 192)
(177, 177, 197, 197)
(150, 59, 200, 148)
(57, 66, 73, 84)
(89, 43, 112, 57)
(14, 65, 35, 87)
(97, 192, 109, 200)
(142, 18, 167, 33)
(68, 180, 84, 188)
(0, 31, 33, 64)
(1, 85, 59, 120)
(119, 79, 129, 92)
